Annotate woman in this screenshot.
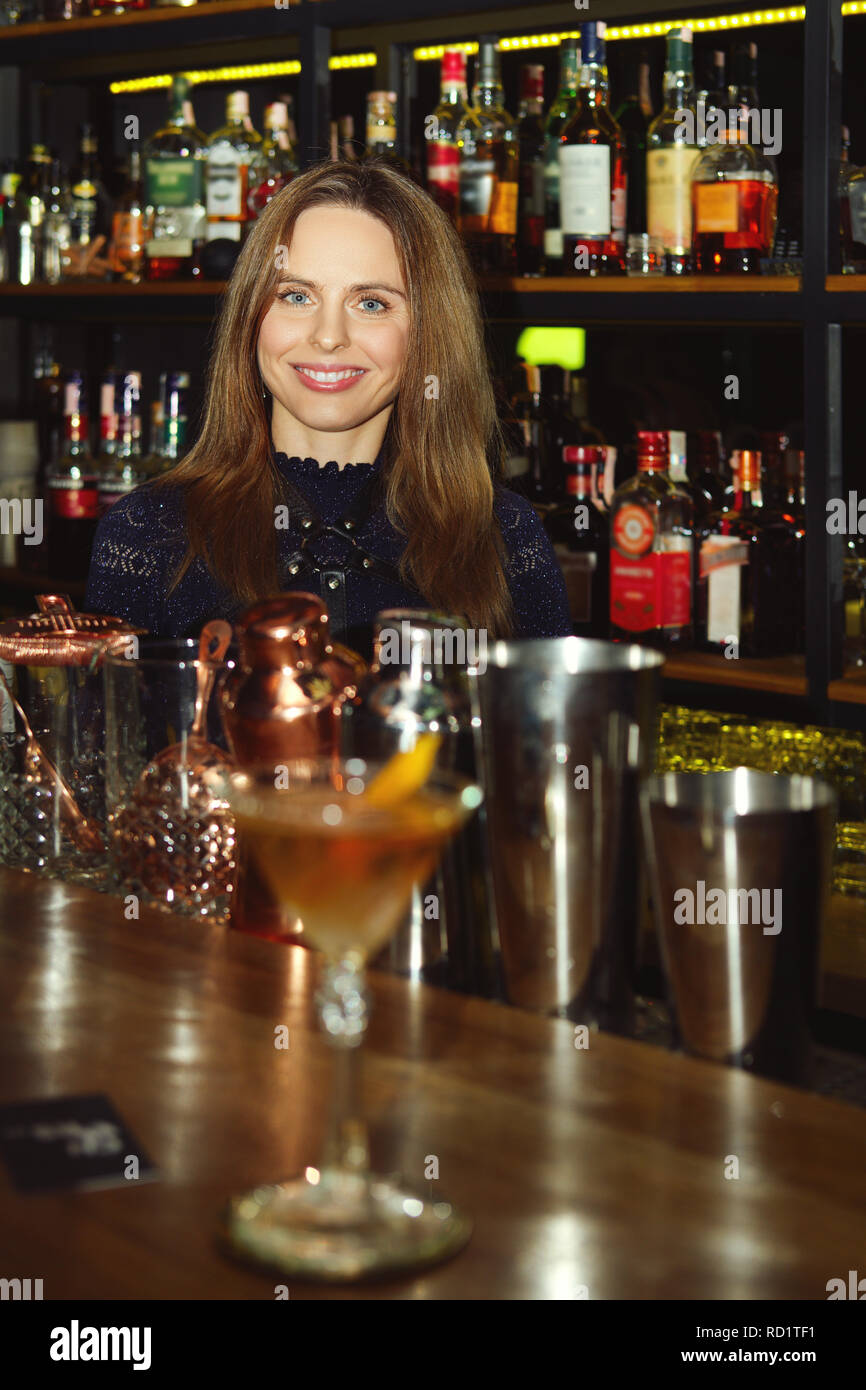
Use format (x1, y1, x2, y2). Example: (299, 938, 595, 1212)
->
(85, 158, 571, 656)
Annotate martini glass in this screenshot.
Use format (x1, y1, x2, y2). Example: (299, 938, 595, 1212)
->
(220, 748, 482, 1281)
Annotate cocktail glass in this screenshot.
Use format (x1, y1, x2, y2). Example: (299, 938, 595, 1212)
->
(220, 748, 482, 1280)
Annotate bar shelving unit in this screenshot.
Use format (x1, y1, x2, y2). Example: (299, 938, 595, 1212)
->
(0, 0, 856, 729)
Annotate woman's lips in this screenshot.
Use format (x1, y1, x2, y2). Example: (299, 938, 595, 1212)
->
(291, 364, 368, 393)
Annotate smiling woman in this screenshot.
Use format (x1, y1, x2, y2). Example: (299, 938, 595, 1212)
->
(84, 159, 571, 653)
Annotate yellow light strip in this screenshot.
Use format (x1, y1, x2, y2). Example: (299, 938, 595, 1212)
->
(414, 10, 811, 60)
(110, 52, 376, 96)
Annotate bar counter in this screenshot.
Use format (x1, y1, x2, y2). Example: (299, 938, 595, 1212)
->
(1, 865, 865, 1301)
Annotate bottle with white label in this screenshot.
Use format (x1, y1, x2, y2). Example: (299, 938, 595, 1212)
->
(206, 91, 264, 243)
(647, 27, 700, 275)
(559, 21, 626, 276)
(542, 38, 580, 272)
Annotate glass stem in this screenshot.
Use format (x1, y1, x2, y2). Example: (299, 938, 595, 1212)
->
(317, 956, 370, 1174)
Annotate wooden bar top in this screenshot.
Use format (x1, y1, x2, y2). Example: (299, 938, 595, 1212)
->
(1, 865, 865, 1300)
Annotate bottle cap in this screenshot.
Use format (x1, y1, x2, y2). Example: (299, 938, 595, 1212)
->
(477, 40, 501, 85)
(636, 430, 669, 470)
(264, 102, 289, 130)
(666, 27, 693, 69)
(520, 64, 545, 102)
(441, 49, 467, 84)
(563, 446, 602, 464)
(580, 22, 606, 65)
(227, 90, 250, 119)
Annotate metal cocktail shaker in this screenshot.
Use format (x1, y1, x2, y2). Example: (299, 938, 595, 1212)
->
(469, 637, 663, 1031)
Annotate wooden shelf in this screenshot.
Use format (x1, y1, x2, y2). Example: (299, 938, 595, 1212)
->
(827, 275, 866, 291)
(0, 0, 296, 43)
(485, 275, 801, 294)
(0, 567, 86, 598)
(0, 280, 226, 296)
(829, 670, 866, 705)
(663, 651, 808, 697)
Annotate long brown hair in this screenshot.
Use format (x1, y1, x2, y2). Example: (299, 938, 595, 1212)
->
(154, 158, 514, 636)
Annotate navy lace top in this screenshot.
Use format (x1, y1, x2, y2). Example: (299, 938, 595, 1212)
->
(84, 450, 571, 656)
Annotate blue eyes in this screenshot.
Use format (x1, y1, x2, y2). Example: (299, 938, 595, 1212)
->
(278, 289, 388, 314)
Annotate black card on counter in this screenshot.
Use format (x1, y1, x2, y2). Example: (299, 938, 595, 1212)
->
(0, 1093, 159, 1193)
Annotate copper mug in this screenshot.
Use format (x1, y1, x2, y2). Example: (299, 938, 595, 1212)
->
(220, 593, 366, 939)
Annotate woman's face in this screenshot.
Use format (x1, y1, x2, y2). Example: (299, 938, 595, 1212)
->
(258, 206, 411, 441)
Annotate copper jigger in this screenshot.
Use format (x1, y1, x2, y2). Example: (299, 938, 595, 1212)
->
(220, 593, 366, 940)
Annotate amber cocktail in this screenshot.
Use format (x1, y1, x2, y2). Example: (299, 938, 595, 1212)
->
(220, 743, 481, 1280)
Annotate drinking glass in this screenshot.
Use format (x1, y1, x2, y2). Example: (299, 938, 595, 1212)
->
(219, 752, 482, 1280)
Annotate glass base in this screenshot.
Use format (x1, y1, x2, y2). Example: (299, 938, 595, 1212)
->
(221, 1167, 472, 1282)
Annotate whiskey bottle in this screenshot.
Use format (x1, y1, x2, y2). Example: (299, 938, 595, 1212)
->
(206, 90, 264, 244)
(69, 124, 109, 276)
(559, 22, 626, 276)
(426, 49, 473, 223)
(691, 126, 778, 274)
(689, 429, 727, 519)
(457, 40, 519, 273)
(696, 449, 800, 655)
(543, 37, 580, 274)
(695, 47, 726, 146)
(544, 446, 609, 638)
(144, 75, 207, 280)
(647, 27, 700, 275)
(110, 150, 147, 283)
(609, 430, 693, 649)
(516, 64, 546, 275)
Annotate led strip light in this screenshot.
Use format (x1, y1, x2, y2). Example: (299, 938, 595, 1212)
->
(111, 5, 866, 95)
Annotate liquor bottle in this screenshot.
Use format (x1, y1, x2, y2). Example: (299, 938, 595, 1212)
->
(366, 90, 398, 155)
(697, 449, 800, 656)
(688, 429, 726, 519)
(609, 430, 693, 649)
(507, 364, 549, 505)
(144, 75, 207, 280)
(32, 335, 64, 498)
(69, 124, 109, 270)
(647, 27, 700, 275)
(425, 49, 473, 223)
(206, 90, 264, 244)
(48, 373, 100, 581)
(516, 64, 546, 275)
(21, 144, 52, 284)
(0, 168, 23, 283)
(544, 445, 609, 637)
(98, 372, 147, 512)
(691, 126, 778, 274)
(157, 370, 190, 472)
(110, 150, 147, 283)
(559, 22, 626, 277)
(329, 122, 340, 162)
(339, 116, 359, 162)
(543, 37, 580, 274)
(841, 131, 866, 273)
(728, 40, 759, 116)
(758, 430, 790, 510)
(695, 47, 726, 147)
(97, 368, 120, 470)
(456, 40, 519, 273)
(613, 51, 652, 238)
(248, 103, 297, 217)
(42, 157, 71, 284)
